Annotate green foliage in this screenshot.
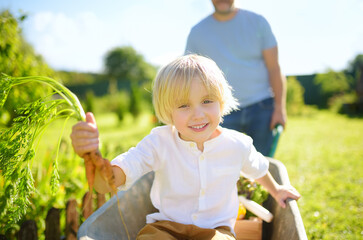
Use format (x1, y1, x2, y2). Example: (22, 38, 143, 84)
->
(96, 90, 130, 122)
(237, 176, 269, 218)
(104, 46, 156, 85)
(116, 92, 130, 122)
(0, 10, 54, 78)
(84, 90, 96, 113)
(286, 76, 306, 115)
(328, 92, 358, 113)
(129, 84, 143, 117)
(345, 54, 363, 88)
(291, 54, 363, 113)
(237, 177, 268, 204)
(56, 71, 102, 86)
(100, 45, 156, 121)
(0, 75, 85, 231)
(0, 10, 55, 126)
(313, 70, 350, 108)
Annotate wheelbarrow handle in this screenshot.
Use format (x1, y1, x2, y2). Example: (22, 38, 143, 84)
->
(268, 124, 284, 158)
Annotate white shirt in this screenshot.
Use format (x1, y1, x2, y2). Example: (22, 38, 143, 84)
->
(111, 125, 268, 232)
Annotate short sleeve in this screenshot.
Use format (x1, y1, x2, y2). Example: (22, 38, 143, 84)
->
(111, 130, 160, 191)
(259, 15, 277, 50)
(240, 140, 269, 179)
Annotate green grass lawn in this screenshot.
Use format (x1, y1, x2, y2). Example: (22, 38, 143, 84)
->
(274, 110, 363, 239)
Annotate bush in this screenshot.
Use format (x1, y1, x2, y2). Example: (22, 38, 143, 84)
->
(96, 90, 130, 122)
(313, 70, 350, 108)
(328, 92, 359, 114)
(286, 76, 306, 115)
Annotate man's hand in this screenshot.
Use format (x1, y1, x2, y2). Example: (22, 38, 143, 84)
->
(270, 108, 286, 130)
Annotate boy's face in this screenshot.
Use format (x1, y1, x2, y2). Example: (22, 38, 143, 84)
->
(171, 78, 221, 150)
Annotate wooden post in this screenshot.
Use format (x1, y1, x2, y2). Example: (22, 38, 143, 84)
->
(18, 220, 38, 240)
(82, 191, 93, 219)
(45, 207, 60, 240)
(66, 199, 78, 240)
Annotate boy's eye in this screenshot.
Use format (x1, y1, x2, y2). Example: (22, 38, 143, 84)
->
(178, 104, 188, 109)
(203, 99, 213, 104)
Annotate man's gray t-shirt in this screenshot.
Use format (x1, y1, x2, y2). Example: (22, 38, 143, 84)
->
(185, 9, 277, 107)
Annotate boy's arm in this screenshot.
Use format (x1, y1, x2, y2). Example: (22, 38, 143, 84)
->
(94, 165, 126, 194)
(255, 171, 300, 208)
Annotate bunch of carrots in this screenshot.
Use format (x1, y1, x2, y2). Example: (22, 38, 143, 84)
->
(83, 150, 117, 195)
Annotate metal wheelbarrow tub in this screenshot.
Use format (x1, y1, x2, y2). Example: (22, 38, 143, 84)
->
(78, 158, 307, 240)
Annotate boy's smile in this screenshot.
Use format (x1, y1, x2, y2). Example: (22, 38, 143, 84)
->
(190, 123, 209, 131)
(171, 78, 222, 151)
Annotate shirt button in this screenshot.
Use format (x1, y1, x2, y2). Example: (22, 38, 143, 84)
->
(201, 189, 205, 196)
(192, 214, 198, 220)
(199, 155, 204, 161)
(189, 143, 195, 148)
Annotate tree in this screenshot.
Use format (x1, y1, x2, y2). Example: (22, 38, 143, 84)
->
(313, 70, 350, 108)
(104, 46, 155, 117)
(346, 54, 363, 102)
(0, 10, 55, 126)
(104, 46, 155, 85)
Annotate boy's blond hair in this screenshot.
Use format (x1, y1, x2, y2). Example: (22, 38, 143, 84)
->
(153, 54, 239, 125)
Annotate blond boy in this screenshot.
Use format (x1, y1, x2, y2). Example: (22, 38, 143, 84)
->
(71, 54, 300, 239)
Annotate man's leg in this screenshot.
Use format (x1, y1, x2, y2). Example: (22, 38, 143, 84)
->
(221, 110, 244, 132)
(243, 98, 274, 156)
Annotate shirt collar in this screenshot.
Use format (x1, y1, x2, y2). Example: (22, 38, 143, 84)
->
(171, 125, 225, 152)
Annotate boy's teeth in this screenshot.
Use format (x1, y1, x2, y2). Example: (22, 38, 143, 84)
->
(191, 124, 206, 129)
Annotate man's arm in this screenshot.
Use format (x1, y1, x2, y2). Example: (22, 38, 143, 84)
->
(263, 46, 287, 129)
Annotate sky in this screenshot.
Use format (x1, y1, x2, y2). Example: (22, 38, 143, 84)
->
(1, 0, 363, 76)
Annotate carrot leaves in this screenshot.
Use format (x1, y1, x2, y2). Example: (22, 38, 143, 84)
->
(0, 74, 85, 229)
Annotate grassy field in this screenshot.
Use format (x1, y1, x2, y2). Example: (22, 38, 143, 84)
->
(274, 110, 363, 239)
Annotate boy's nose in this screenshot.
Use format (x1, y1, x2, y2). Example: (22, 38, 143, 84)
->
(192, 106, 205, 119)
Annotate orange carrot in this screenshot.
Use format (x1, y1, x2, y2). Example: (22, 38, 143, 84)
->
(84, 153, 95, 192)
(83, 151, 116, 193)
(89, 151, 116, 193)
(83, 150, 129, 240)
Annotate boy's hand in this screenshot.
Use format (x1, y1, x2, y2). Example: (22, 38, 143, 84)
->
(70, 112, 99, 157)
(256, 172, 301, 209)
(273, 185, 301, 208)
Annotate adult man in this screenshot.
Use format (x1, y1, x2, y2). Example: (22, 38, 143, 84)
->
(185, 0, 287, 156)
